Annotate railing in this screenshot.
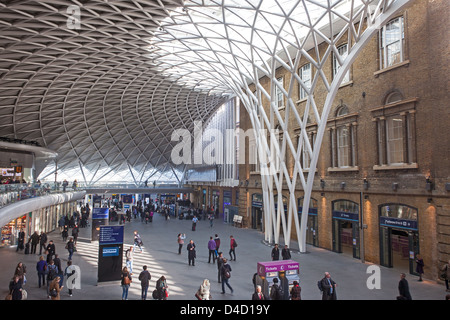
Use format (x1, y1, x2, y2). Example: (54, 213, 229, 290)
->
(0, 181, 187, 209)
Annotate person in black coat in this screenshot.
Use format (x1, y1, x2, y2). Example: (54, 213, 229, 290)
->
(46, 240, 56, 263)
(320, 272, 337, 300)
(398, 273, 412, 300)
(187, 240, 196, 266)
(9, 276, 23, 300)
(271, 244, 280, 261)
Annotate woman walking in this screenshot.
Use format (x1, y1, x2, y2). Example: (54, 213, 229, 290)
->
(177, 233, 186, 255)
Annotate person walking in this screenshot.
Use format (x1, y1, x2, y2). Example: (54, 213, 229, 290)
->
(208, 236, 217, 263)
(192, 215, 198, 231)
(125, 246, 134, 274)
(320, 272, 337, 300)
(208, 213, 214, 227)
(252, 285, 266, 300)
(177, 233, 186, 255)
(66, 238, 75, 261)
(196, 279, 211, 300)
(138, 265, 151, 300)
(9, 276, 23, 300)
(398, 273, 412, 300)
(214, 234, 221, 253)
(133, 231, 143, 253)
(290, 280, 301, 300)
(282, 244, 291, 260)
(220, 258, 233, 294)
(39, 231, 47, 255)
(62, 225, 69, 242)
(29, 231, 39, 254)
(46, 260, 58, 298)
(64, 260, 77, 297)
(271, 244, 280, 261)
(71, 224, 79, 245)
(120, 266, 132, 300)
(217, 252, 224, 283)
(46, 240, 56, 263)
(16, 228, 25, 252)
(415, 254, 424, 281)
(187, 240, 196, 266)
(36, 256, 47, 288)
(229, 235, 237, 261)
(49, 276, 63, 300)
(440, 260, 450, 292)
(13, 262, 27, 286)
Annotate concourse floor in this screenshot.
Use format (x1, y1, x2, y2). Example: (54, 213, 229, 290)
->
(0, 211, 446, 301)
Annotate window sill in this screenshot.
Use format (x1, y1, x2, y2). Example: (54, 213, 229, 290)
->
(374, 60, 410, 77)
(373, 163, 418, 171)
(327, 166, 359, 172)
(339, 80, 353, 88)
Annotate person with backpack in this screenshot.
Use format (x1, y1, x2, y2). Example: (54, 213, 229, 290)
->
(270, 278, 283, 300)
(36, 256, 47, 288)
(120, 266, 132, 300)
(125, 246, 134, 274)
(220, 258, 233, 294)
(46, 260, 58, 298)
(290, 280, 301, 300)
(229, 235, 237, 261)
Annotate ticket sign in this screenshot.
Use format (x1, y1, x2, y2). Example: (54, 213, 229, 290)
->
(257, 260, 299, 276)
(99, 225, 124, 245)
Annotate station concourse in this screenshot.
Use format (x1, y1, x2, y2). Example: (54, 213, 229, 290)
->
(0, 209, 445, 301)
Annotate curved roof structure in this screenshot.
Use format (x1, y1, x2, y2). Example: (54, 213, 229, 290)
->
(0, 0, 411, 189)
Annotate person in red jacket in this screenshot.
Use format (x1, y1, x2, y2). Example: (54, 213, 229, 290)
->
(229, 235, 237, 261)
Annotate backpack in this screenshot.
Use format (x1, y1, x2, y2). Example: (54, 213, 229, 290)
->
(317, 280, 323, 292)
(47, 266, 57, 280)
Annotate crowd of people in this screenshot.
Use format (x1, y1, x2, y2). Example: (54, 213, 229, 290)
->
(5, 200, 450, 301)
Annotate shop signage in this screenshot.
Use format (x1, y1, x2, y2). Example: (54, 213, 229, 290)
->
(102, 247, 120, 257)
(332, 210, 359, 221)
(379, 216, 417, 230)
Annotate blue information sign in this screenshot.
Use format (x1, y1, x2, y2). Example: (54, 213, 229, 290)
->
(332, 210, 359, 221)
(92, 207, 109, 219)
(102, 247, 120, 257)
(380, 216, 418, 230)
(99, 225, 124, 245)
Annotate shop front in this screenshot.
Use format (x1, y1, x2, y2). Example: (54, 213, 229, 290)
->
(332, 200, 360, 259)
(298, 197, 319, 247)
(251, 193, 263, 231)
(1, 213, 29, 247)
(379, 203, 419, 275)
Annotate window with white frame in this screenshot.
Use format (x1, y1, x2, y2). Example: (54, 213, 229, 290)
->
(386, 115, 404, 164)
(333, 44, 350, 83)
(275, 77, 284, 109)
(337, 126, 350, 167)
(379, 17, 404, 69)
(299, 63, 311, 100)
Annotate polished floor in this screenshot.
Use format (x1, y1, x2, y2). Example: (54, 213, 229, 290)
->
(0, 211, 446, 301)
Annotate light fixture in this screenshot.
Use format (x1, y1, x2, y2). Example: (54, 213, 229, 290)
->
(363, 178, 369, 190)
(320, 179, 325, 189)
(426, 177, 433, 191)
(427, 198, 432, 204)
(392, 182, 398, 191)
(340, 182, 346, 189)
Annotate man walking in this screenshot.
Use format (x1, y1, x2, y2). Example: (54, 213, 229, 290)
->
(320, 272, 337, 300)
(221, 258, 233, 294)
(138, 265, 151, 300)
(208, 236, 217, 263)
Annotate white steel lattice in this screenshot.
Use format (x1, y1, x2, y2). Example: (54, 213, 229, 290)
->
(151, 0, 414, 251)
(0, 0, 414, 250)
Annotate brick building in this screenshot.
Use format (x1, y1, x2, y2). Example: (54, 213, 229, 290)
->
(231, 0, 449, 280)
